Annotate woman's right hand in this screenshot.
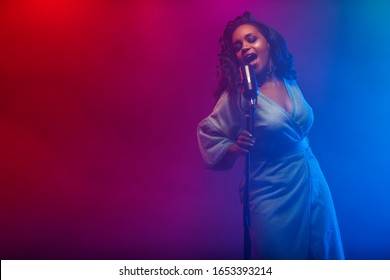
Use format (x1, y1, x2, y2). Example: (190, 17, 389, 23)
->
(226, 129, 256, 158)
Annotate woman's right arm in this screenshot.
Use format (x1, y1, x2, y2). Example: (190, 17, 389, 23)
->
(197, 93, 254, 169)
(197, 120, 255, 170)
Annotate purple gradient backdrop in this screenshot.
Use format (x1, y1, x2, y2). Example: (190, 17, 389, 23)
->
(1, 0, 390, 259)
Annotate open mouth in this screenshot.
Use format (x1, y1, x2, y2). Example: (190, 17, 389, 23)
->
(243, 53, 258, 64)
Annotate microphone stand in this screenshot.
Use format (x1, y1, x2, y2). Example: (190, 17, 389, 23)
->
(239, 63, 259, 260)
(243, 97, 256, 260)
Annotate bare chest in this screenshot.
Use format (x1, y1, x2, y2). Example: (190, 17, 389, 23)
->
(260, 82, 292, 114)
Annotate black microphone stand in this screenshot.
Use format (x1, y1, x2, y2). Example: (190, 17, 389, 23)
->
(243, 97, 256, 260)
(239, 64, 258, 260)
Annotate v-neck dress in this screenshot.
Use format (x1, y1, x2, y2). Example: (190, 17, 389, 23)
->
(197, 79, 344, 259)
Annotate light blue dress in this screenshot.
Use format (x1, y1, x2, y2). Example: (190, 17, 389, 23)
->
(197, 79, 345, 259)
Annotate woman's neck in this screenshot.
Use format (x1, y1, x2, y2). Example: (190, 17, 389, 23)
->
(258, 74, 280, 90)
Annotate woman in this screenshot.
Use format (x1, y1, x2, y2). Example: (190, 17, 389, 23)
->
(197, 12, 344, 259)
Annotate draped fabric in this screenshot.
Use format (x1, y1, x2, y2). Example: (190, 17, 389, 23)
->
(197, 79, 344, 259)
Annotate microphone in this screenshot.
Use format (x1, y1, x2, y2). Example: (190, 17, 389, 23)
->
(239, 64, 258, 101)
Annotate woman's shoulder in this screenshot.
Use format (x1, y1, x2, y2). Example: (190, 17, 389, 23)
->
(283, 78, 298, 87)
(283, 78, 302, 94)
(216, 89, 230, 100)
(214, 89, 237, 107)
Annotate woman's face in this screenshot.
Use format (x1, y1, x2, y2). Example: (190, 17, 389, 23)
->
(231, 24, 271, 75)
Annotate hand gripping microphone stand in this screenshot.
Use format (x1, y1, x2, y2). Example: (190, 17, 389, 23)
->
(239, 64, 258, 260)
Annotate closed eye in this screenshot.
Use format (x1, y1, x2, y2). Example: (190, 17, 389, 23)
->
(233, 35, 258, 53)
(246, 35, 257, 43)
(233, 41, 242, 53)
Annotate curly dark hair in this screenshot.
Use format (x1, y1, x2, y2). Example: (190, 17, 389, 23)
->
(215, 11, 297, 99)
